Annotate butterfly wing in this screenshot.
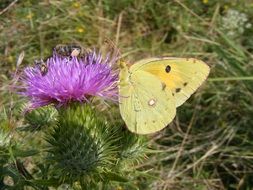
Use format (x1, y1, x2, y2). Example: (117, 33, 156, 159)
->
(119, 69, 176, 134)
(131, 58, 210, 107)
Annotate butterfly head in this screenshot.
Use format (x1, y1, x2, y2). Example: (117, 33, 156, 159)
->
(119, 61, 131, 85)
(119, 61, 128, 69)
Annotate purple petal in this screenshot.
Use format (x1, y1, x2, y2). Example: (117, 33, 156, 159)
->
(19, 50, 119, 109)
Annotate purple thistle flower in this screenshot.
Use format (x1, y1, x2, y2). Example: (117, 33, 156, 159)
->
(20, 50, 118, 109)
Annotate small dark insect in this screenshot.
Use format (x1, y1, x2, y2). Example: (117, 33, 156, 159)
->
(34, 59, 48, 76)
(54, 44, 85, 58)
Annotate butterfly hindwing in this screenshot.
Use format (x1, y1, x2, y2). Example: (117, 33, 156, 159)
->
(119, 69, 176, 134)
(132, 58, 210, 107)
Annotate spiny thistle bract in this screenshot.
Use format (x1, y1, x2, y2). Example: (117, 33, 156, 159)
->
(22, 105, 57, 131)
(0, 122, 11, 148)
(46, 104, 119, 184)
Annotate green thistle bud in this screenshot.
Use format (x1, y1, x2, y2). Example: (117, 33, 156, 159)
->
(22, 106, 57, 131)
(45, 104, 118, 185)
(117, 131, 148, 167)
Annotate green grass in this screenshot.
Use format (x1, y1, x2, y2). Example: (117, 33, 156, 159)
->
(1, 0, 253, 189)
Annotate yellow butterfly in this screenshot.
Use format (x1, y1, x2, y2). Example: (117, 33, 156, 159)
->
(118, 57, 210, 134)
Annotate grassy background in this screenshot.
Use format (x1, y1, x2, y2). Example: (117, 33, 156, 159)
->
(1, 0, 253, 189)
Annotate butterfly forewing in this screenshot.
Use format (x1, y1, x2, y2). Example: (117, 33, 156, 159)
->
(133, 58, 210, 107)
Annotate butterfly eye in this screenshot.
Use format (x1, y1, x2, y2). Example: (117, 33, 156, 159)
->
(165, 65, 171, 73)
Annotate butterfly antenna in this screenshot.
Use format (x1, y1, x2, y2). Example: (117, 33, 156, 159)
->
(115, 12, 123, 47)
(104, 38, 122, 59)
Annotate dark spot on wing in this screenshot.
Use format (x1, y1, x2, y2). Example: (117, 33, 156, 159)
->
(152, 120, 155, 123)
(162, 82, 166, 90)
(183, 82, 188, 86)
(165, 65, 171, 73)
(175, 88, 181, 93)
(172, 93, 175, 96)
